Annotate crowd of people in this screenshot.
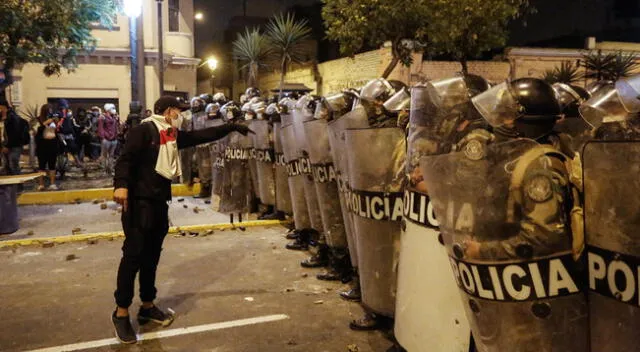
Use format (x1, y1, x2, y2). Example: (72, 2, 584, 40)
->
(0, 98, 154, 190)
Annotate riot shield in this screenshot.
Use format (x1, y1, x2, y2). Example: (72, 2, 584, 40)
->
(327, 106, 369, 267)
(210, 121, 227, 197)
(247, 130, 260, 200)
(218, 126, 253, 214)
(281, 123, 311, 229)
(179, 111, 195, 185)
(293, 107, 324, 232)
(584, 141, 640, 351)
(345, 127, 406, 317)
(303, 118, 347, 248)
(273, 121, 292, 213)
(420, 139, 588, 352)
(251, 120, 276, 205)
(395, 85, 471, 352)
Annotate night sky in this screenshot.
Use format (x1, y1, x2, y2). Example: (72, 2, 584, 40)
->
(193, 0, 319, 57)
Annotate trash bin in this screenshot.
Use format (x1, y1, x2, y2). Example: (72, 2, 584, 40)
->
(0, 172, 45, 235)
(0, 184, 18, 234)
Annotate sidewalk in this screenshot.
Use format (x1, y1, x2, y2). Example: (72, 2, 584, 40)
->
(0, 227, 393, 352)
(3, 196, 258, 242)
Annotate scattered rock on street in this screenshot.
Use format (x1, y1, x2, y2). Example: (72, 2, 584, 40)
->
(42, 242, 54, 248)
(65, 254, 78, 261)
(100, 203, 108, 210)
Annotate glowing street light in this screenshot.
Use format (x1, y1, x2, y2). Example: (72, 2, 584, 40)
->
(206, 57, 219, 71)
(206, 56, 219, 94)
(123, 0, 143, 18)
(195, 12, 204, 21)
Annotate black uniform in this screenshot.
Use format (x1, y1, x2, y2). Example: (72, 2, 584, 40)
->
(113, 121, 241, 308)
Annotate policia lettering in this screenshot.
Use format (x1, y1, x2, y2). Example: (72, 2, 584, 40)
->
(311, 163, 337, 184)
(275, 153, 286, 166)
(348, 190, 403, 221)
(449, 254, 581, 302)
(589, 246, 640, 305)
(254, 149, 274, 163)
(403, 190, 439, 228)
(225, 148, 252, 160)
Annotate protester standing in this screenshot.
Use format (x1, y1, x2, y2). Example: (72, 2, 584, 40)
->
(110, 96, 253, 344)
(99, 103, 119, 176)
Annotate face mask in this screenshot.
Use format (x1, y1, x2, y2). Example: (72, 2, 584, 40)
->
(110, 109, 117, 115)
(171, 113, 184, 129)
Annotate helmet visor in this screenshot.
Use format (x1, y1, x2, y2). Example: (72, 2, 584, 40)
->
(426, 76, 470, 110)
(579, 85, 633, 128)
(471, 82, 520, 128)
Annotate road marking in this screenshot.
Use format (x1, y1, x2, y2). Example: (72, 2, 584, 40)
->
(24, 314, 289, 352)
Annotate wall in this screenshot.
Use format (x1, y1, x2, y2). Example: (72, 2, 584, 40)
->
(17, 63, 131, 118)
(230, 47, 513, 97)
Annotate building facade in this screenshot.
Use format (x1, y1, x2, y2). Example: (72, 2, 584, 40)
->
(8, 0, 199, 118)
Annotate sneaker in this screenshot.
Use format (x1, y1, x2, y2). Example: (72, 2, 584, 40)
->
(111, 311, 137, 344)
(48, 184, 58, 191)
(138, 305, 174, 327)
(37, 185, 45, 191)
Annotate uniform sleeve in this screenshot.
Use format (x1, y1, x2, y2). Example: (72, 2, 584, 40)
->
(477, 170, 572, 260)
(114, 124, 148, 189)
(177, 124, 236, 149)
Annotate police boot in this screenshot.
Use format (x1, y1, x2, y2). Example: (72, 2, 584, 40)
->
(340, 269, 361, 302)
(194, 183, 212, 199)
(317, 248, 351, 281)
(285, 229, 311, 251)
(301, 244, 329, 268)
(349, 312, 382, 331)
(284, 228, 301, 240)
(249, 197, 260, 213)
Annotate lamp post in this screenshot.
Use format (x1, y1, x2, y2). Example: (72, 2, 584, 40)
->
(207, 57, 218, 95)
(124, 0, 146, 110)
(156, 0, 164, 98)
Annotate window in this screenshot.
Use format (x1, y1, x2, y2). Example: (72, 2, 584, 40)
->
(169, 0, 180, 32)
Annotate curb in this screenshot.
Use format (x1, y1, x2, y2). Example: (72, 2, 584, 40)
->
(0, 220, 291, 249)
(17, 184, 202, 205)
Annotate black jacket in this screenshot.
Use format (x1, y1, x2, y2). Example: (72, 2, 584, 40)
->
(114, 121, 238, 201)
(4, 111, 29, 148)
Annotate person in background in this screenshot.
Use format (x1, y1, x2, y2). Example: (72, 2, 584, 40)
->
(99, 103, 119, 176)
(35, 104, 59, 190)
(0, 103, 7, 175)
(55, 100, 85, 179)
(89, 107, 102, 160)
(1, 101, 29, 175)
(75, 108, 93, 162)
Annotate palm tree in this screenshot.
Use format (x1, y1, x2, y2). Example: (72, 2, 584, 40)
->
(232, 28, 271, 87)
(581, 50, 639, 82)
(542, 61, 582, 85)
(265, 13, 312, 99)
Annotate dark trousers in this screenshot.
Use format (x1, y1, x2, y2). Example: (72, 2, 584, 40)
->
(114, 199, 169, 308)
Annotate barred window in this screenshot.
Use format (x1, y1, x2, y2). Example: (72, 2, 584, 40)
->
(169, 0, 180, 32)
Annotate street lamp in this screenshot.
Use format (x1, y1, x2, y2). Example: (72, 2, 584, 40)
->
(124, 0, 146, 110)
(195, 12, 204, 21)
(157, 0, 164, 98)
(206, 57, 218, 95)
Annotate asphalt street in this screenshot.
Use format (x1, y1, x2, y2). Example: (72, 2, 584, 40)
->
(0, 226, 394, 352)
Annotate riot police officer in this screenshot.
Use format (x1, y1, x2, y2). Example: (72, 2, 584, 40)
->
(421, 78, 588, 352)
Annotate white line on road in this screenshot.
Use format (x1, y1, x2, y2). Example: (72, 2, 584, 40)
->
(24, 314, 290, 352)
